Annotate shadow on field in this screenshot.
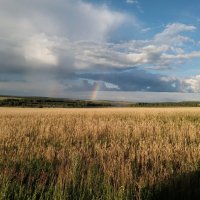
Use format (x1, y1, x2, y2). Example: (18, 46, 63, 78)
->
(144, 170, 200, 200)
(2, 156, 200, 200)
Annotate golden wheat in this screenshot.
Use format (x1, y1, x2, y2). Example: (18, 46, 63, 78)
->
(1, 107, 200, 199)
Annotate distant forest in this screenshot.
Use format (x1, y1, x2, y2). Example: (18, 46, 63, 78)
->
(0, 96, 200, 108)
(0, 96, 113, 108)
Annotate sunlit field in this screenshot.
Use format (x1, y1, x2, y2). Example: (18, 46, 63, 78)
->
(1, 108, 200, 200)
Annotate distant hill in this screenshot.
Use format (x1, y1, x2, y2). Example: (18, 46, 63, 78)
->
(0, 95, 200, 108)
(0, 95, 131, 108)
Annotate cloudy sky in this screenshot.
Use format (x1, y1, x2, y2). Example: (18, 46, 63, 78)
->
(1, 0, 200, 101)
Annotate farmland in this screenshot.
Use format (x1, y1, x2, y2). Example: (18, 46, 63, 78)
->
(1, 108, 200, 199)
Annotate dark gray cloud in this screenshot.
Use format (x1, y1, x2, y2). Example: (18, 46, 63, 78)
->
(0, 0, 200, 97)
(62, 79, 117, 92)
(79, 69, 187, 92)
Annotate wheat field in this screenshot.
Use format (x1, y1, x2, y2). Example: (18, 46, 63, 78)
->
(1, 107, 200, 200)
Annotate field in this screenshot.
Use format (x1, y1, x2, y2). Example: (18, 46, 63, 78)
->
(0, 97, 22, 101)
(1, 108, 200, 200)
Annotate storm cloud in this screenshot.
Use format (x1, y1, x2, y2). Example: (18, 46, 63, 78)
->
(1, 0, 200, 97)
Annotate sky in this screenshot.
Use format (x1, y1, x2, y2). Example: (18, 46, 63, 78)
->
(1, 0, 200, 101)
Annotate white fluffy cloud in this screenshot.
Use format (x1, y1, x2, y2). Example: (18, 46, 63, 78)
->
(0, 0, 130, 72)
(154, 23, 196, 46)
(184, 75, 200, 92)
(0, 0, 127, 41)
(71, 23, 200, 70)
(1, 0, 198, 72)
(126, 0, 138, 4)
(1, 0, 200, 95)
(24, 34, 58, 66)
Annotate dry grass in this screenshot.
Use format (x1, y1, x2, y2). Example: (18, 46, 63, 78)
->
(0, 97, 21, 100)
(1, 107, 200, 199)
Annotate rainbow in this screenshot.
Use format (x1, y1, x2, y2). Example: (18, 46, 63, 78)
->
(91, 81, 101, 101)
